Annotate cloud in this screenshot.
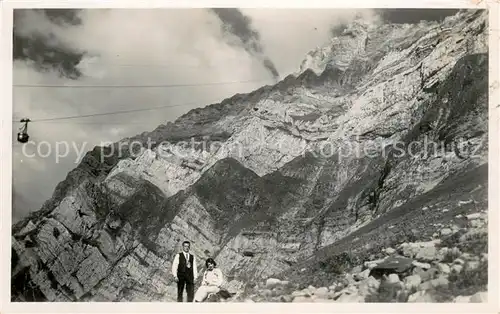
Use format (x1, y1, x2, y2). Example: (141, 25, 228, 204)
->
(38, 9, 83, 26)
(240, 9, 384, 76)
(13, 9, 84, 79)
(209, 8, 280, 81)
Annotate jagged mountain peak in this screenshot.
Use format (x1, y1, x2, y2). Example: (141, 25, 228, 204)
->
(297, 9, 485, 76)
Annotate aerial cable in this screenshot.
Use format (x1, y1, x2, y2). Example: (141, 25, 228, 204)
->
(12, 90, 342, 125)
(12, 78, 272, 89)
(74, 59, 252, 69)
(16, 104, 193, 122)
(11, 96, 229, 123)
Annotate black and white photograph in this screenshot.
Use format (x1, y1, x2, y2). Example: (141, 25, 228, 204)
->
(2, 0, 498, 311)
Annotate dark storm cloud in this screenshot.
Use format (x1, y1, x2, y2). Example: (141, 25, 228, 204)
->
(38, 9, 83, 26)
(262, 58, 279, 78)
(375, 9, 460, 24)
(210, 8, 280, 80)
(329, 22, 349, 37)
(13, 9, 84, 79)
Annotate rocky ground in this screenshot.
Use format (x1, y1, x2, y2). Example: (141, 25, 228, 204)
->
(234, 209, 487, 303)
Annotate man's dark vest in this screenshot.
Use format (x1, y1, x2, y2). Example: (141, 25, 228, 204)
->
(177, 253, 194, 279)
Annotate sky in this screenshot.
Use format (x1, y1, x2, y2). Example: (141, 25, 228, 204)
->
(11, 8, 460, 222)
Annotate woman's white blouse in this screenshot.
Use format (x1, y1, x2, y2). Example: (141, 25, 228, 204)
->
(202, 268, 224, 287)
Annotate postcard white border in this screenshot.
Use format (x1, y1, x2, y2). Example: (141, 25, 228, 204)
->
(1, 0, 499, 313)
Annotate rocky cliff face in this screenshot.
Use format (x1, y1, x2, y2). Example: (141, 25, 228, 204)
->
(11, 9, 488, 302)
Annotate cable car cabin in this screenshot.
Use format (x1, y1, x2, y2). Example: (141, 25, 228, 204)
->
(17, 132, 29, 143)
(17, 118, 31, 143)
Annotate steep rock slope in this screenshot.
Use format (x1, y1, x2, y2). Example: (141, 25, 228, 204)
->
(11, 9, 488, 302)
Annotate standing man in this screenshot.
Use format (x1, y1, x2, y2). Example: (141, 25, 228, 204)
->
(171, 241, 198, 302)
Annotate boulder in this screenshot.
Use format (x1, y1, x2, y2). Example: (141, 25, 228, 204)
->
(205, 289, 235, 302)
(400, 241, 440, 259)
(224, 280, 243, 294)
(335, 285, 358, 299)
(265, 278, 282, 289)
(451, 264, 463, 274)
(292, 296, 312, 303)
(364, 261, 383, 270)
(352, 266, 363, 273)
(437, 263, 451, 274)
(400, 244, 420, 258)
(280, 280, 290, 287)
(419, 267, 440, 282)
(470, 291, 487, 302)
(459, 230, 485, 243)
(335, 293, 364, 303)
(314, 287, 329, 298)
(385, 247, 396, 255)
(415, 246, 438, 262)
(460, 253, 474, 260)
(333, 286, 364, 302)
(331, 290, 343, 300)
(404, 275, 422, 290)
(408, 290, 435, 302)
(292, 290, 307, 298)
(419, 276, 449, 290)
(344, 274, 357, 286)
(431, 276, 449, 288)
(458, 199, 474, 206)
(438, 247, 449, 258)
(358, 276, 380, 297)
(466, 213, 481, 220)
(439, 228, 453, 236)
(280, 295, 293, 302)
(386, 274, 400, 284)
(470, 220, 484, 228)
(453, 295, 471, 303)
(412, 261, 431, 269)
(369, 255, 414, 278)
(354, 269, 370, 281)
(206, 293, 222, 302)
(466, 261, 480, 270)
(307, 285, 317, 295)
(412, 267, 426, 277)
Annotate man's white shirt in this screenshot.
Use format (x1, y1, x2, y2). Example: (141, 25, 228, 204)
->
(171, 252, 198, 279)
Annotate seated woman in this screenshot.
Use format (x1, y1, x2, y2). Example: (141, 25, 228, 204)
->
(193, 258, 224, 302)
